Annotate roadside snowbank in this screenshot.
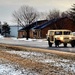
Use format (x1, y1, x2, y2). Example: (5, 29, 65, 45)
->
(11, 37, 47, 42)
(0, 34, 4, 39)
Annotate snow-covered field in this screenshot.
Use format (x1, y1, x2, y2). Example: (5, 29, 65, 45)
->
(6, 50, 75, 74)
(0, 58, 38, 75)
(0, 35, 75, 74)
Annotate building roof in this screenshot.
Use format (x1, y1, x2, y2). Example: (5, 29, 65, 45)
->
(19, 17, 71, 31)
(19, 20, 48, 31)
(33, 19, 55, 29)
(33, 17, 70, 30)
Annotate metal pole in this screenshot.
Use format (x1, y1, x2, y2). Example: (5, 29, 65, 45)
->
(17, 19, 19, 39)
(0, 22, 2, 34)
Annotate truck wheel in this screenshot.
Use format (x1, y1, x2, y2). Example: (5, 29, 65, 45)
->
(64, 43, 67, 47)
(71, 40, 75, 47)
(71, 44, 74, 47)
(48, 41, 52, 47)
(55, 40, 59, 47)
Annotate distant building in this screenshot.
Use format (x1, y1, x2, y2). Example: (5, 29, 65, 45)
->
(10, 25, 23, 37)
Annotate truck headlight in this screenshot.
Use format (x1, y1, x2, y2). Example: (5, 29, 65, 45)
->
(60, 37, 63, 40)
(69, 37, 72, 40)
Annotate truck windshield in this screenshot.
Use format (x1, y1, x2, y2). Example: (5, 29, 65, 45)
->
(55, 31, 62, 35)
(72, 32, 75, 36)
(64, 31, 70, 35)
(73, 33, 75, 36)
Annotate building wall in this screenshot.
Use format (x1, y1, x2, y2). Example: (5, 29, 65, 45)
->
(41, 27, 50, 38)
(18, 31, 26, 38)
(52, 18, 75, 31)
(30, 30, 33, 38)
(30, 30, 41, 39)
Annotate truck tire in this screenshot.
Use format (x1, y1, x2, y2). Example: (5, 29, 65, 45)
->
(71, 44, 74, 47)
(64, 43, 67, 47)
(70, 40, 75, 47)
(48, 41, 52, 47)
(55, 40, 59, 47)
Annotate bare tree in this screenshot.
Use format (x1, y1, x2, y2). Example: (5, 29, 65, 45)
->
(46, 9, 60, 20)
(13, 5, 39, 39)
(13, 5, 39, 26)
(38, 12, 47, 20)
(46, 9, 61, 29)
(61, 11, 70, 18)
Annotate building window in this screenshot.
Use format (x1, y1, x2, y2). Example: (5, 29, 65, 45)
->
(33, 32, 37, 35)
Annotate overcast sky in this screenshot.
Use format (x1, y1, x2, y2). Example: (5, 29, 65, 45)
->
(0, 0, 75, 25)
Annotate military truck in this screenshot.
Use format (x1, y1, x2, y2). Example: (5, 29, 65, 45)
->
(46, 30, 75, 47)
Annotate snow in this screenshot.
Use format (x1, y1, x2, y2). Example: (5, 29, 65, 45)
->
(0, 34, 4, 39)
(18, 38, 37, 41)
(6, 51, 44, 59)
(11, 37, 47, 42)
(0, 59, 38, 75)
(11, 38, 37, 41)
(6, 50, 75, 73)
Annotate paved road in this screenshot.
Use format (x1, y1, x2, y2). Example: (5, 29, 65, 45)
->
(0, 38, 75, 53)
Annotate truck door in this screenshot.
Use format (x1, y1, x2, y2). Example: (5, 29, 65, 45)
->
(50, 31, 54, 41)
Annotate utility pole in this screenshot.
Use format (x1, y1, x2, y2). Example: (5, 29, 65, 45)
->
(17, 19, 19, 39)
(0, 21, 2, 34)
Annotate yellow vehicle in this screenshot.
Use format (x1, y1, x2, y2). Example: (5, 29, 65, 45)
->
(46, 30, 74, 47)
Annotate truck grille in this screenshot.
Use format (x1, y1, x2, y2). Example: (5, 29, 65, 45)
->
(64, 37, 69, 41)
(64, 37, 69, 40)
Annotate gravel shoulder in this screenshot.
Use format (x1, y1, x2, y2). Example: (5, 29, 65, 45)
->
(0, 44, 75, 75)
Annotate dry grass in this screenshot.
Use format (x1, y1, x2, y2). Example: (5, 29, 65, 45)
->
(0, 44, 75, 60)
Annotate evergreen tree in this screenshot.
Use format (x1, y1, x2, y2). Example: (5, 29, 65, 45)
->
(69, 4, 75, 22)
(2, 22, 10, 37)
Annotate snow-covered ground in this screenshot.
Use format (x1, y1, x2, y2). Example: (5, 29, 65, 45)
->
(0, 34, 45, 42)
(0, 58, 38, 75)
(11, 37, 47, 42)
(0, 34, 4, 39)
(6, 50, 75, 74)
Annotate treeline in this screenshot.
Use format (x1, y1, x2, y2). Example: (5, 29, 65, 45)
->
(12, 4, 75, 39)
(12, 4, 75, 26)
